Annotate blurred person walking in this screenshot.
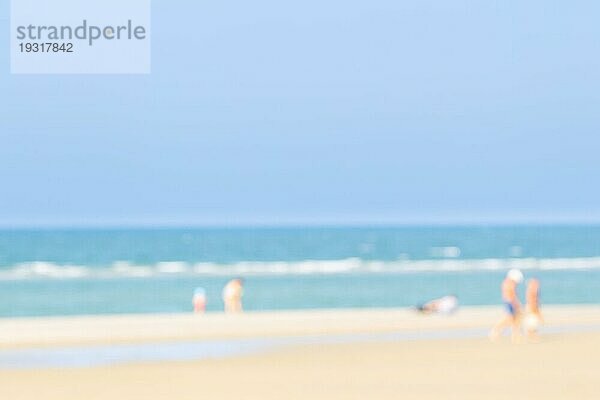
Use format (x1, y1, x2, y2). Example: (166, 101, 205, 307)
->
(489, 269, 524, 343)
(524, 278, 543, 341)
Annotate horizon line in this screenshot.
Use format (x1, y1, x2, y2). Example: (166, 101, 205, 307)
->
(2, 220, 600, 230)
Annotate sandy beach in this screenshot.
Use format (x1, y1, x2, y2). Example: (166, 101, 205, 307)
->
(2, 306, 600, 399)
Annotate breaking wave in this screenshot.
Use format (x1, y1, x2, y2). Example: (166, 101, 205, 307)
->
(1, 257, 600, 281)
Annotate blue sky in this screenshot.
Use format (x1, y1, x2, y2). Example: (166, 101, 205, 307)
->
(1, 1, 599, 226)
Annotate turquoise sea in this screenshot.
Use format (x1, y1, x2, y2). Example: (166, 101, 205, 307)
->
(1, 226, 600, 317)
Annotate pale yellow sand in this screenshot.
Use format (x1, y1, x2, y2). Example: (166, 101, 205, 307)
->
(1, 306, 600, 400)
(2, 332, 600, 400)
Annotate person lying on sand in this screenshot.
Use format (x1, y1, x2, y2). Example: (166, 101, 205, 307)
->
(416, 295, 459, 315)
(489, 269, 524, 343)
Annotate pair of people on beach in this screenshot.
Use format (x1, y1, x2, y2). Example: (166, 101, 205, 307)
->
(193, 278, 245, 313)
(489, 269, 542, 342)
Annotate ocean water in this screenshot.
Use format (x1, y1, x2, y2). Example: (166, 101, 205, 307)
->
(1, 226, 600, 317)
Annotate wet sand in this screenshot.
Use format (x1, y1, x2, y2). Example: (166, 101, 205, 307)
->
(1, 332, 599, 400)
(1, 306, 600, 399)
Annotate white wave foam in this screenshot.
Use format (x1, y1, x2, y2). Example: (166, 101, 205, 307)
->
(1, 257, 600, 281)
(4, 262, 91, 280)
(429, 246, 461, 258)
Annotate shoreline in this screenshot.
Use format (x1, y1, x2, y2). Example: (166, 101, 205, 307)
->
(2, 305, 600, 349)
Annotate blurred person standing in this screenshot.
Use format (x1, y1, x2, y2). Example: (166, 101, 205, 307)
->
(223, 278, 244, 313)
(193, 287, 207, 313)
